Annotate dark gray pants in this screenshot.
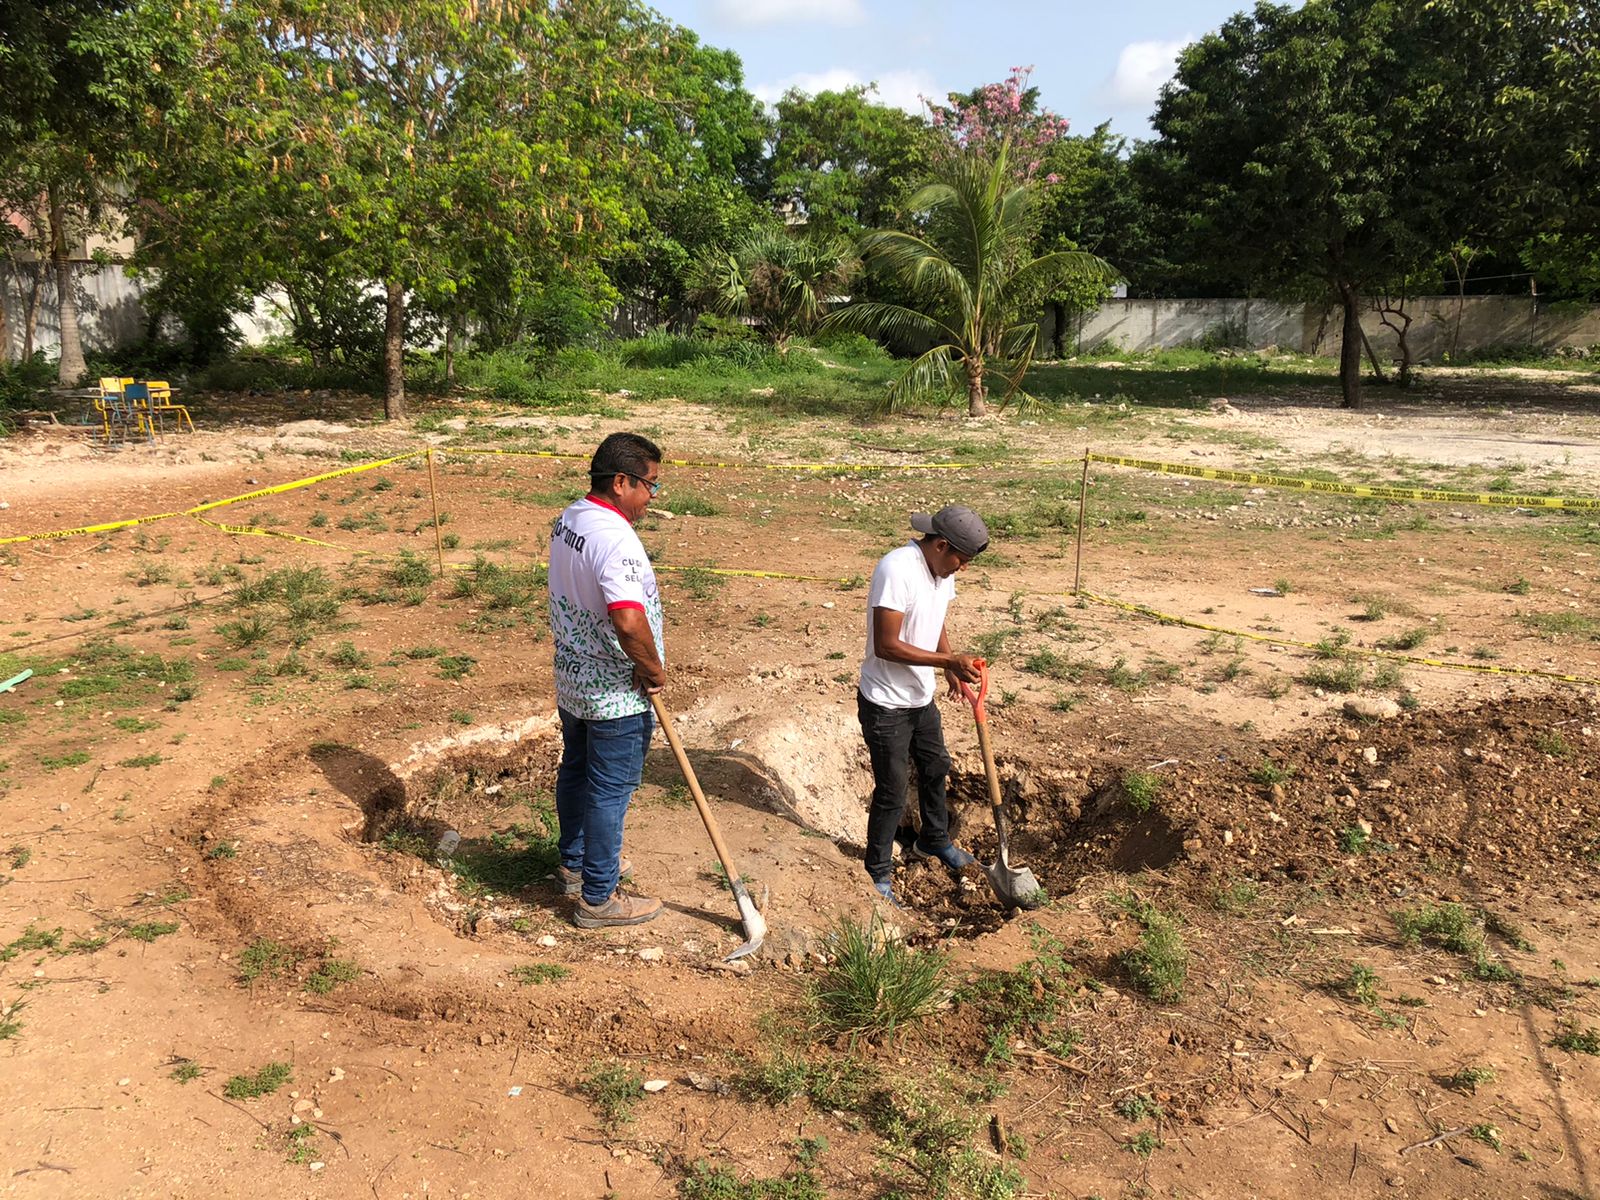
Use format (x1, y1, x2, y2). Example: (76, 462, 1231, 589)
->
(857, 692, 953, 882)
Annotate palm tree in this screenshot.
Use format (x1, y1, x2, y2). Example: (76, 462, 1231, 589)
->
(691, 228, 859, 354)
(824, 143, 1119, 416)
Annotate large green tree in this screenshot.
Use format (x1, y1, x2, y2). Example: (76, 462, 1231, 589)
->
(1145, 0, 1493, 407)
(691, 228, 858, 352)
(141, 0, 691, 417)
(1425, 0, 1600, 298)
(0, 0, 174, 381)
(824, 144, 1117, 417)
(768, 86, 932, 238)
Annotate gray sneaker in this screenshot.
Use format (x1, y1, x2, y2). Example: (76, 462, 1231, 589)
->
(573, 891, 662, 929)
(557, 857, 632, 897)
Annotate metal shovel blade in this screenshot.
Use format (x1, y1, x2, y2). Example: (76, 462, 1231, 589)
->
(985, 858, 1044, 911)
(726, 878, 768, 961)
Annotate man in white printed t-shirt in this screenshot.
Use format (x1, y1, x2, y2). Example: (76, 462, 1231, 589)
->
(858, 505, 990, 905)
(548, 432, 667, 928)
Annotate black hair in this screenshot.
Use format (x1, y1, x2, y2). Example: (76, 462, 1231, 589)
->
(589, 431, 661, 492)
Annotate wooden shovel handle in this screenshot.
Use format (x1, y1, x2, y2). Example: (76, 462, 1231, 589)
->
(649, 694, 746, 888)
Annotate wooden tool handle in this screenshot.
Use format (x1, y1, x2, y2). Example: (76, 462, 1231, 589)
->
(650, 694, 746, 887)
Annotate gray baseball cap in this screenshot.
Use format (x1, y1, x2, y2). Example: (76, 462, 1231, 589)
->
(910, 505, 990, 557)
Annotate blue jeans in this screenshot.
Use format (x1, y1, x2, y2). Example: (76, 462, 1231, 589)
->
(857, 693, 953, 882)
(555, 706, 653, 906)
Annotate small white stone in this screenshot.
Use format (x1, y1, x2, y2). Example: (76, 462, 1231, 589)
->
(117, 1077, 131, 1087)
(642, 1079, 669, 1093)
(537, 935, 557, 948)
(638, 947, 665, 963)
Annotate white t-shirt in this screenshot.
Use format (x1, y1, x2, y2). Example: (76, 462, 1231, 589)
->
(859, 540, 955, 709)
(547, 496, 664, 721)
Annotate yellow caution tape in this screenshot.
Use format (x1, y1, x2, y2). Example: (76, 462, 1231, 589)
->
(655, 563, 862, 585)
(1086, 452, 1600, 511)
(444, 447, 968, 472)
(187, 513, 363, 552)
(185, 450, 427, 514)
(1077, 589, 1600, 686)
(0, 510, 183, 545)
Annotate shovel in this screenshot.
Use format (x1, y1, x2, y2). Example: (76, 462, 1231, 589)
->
(650, 694, 767, 961)
(957, 660, 1044, 911)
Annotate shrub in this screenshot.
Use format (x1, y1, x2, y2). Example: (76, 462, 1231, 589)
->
(812, 916, 949, 1042)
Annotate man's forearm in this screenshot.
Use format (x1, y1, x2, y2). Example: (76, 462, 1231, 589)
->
(611, 610, 665, 683)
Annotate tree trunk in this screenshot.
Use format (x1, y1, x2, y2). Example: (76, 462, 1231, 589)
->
(0, 263, 11, 363)
(383, 278, 406, 420)
(966, 356, 987, 418)
(443, 320, 456, 387)
(1050, 300, 1067, 359)
(1337, 284, 1363, 410)
(49, 187, 88, 386)
(1358, 323, 1388, 383)
(22, 260, 43, 358)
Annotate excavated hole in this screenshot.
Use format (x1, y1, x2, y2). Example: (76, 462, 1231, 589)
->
(328, 715, 1193, 944)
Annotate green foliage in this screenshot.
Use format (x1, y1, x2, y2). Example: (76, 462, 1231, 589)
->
(955, 929, 1080, 1066)
(1248, 758, 1295, 787)
(238, 937, 299, 984)
(693, 229, 859, 351)
(169, 1059, 204, 1084)
(1444, 1065, 1496, 1093)
(125, 920, 179, 942)
(1, 924, 63, 962)
(1392, 903, 1513, 981)
(1113, 897, 1188, 1004)
(223, 1061, 292, 1100)
(812, 916, 949, 1043)
(510, 963, 570, 986)
(580, 1062, 644, 1133)
(304, 958, 359, 995)
(678, 1160, 826, 1200)
(825, 145, 1117, 415)
(1114, 1094, 1163, 1122)
(1120, 770, 1161, 814)
(1551, 1024, 1600, 1055)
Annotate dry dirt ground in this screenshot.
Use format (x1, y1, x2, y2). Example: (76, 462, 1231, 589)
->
(2, 375, 1599, 1199)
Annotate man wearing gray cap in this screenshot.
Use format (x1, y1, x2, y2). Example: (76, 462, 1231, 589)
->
(857, 504, 989, 904)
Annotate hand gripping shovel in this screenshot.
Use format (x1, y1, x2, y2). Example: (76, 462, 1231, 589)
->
(650, 694, 767, 961)
(958, 661, 1044, 911)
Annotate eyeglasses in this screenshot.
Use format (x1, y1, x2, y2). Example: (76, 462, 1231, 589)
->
(625, 472, 662, 497)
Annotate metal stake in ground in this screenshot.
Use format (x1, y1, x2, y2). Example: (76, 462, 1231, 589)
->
(649, 693, 767, 961)
(958, 660, 1043, 910)
(426, 448, 445, 578)
(1073, 448, 1090, 596)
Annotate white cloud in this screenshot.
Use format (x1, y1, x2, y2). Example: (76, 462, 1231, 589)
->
(752, 69, 937, 115)
(1100, 38, 1190, 109)
(704, 0, 864, 28)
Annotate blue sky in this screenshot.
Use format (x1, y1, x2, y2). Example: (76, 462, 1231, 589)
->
(649, 0, 1272, 139)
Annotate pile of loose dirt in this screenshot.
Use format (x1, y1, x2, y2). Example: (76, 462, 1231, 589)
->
(892, 694, 1600, 932)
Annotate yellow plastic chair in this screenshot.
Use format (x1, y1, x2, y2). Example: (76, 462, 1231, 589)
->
(141, 380, 195, 434)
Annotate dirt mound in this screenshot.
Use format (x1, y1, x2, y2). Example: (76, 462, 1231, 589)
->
(888, 694, 1600, 933)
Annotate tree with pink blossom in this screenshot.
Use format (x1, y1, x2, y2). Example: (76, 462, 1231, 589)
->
(924, 67, 1071, 182)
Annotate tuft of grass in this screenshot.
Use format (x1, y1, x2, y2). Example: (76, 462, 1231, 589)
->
(1248, 758, 1295, 787)
(1022, 647, 1082, 681)
(1, 925, 63, 962)
(216, 615, 273, 648)
(1551, 1023, 1600, 1055)
(0, 998, 26, 1040)
(579, 1062, 644, 1133)
(118, 753, 164, 769)
(1443, 1065, 1497, 1093)
(238, 937, 299, 984)
(812, 915, 949, 1043)
(1533, 730, 1572, 758)
(223, 1060, 292, 1100)
(206, 841, 237, 860)
(169, 1058, 203, 1084)
(1378, 626, 1431, 651)
(436, 654, 476, 680)
(661, 491, 720, 517)
(1338, 825, 1372, 854)
(510, 963, 571, 986)
(1466, 1123, 1502, 1152)
(40, 750, 92, 771)
(1122, 917, 1188, 1004)
(1124, 1130, 1163, 1157)
(1115, 1094, 1163, 1122)
(326, 640, 370, 669)
(1504, 576, 1531, 595)
(303, 958, 360, 995)
(1120, 770, 1161, 814)
(1393, 903, 1512, 981)
(124, 920, 179, 942)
